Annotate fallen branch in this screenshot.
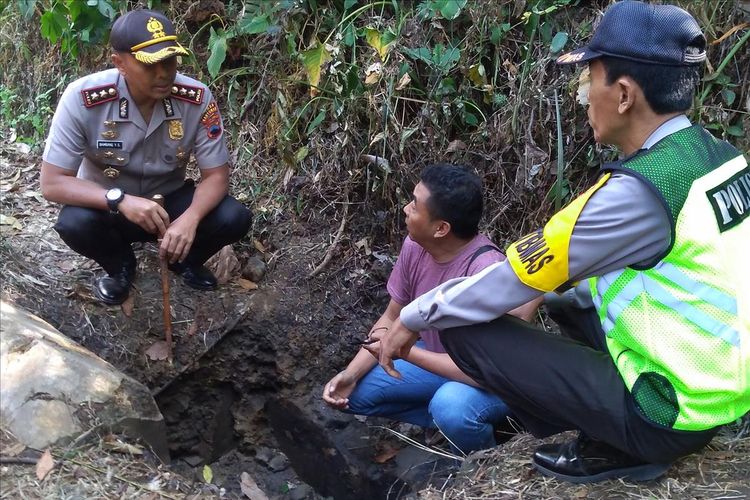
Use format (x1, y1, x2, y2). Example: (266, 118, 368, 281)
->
(309, 192, 350, 278)
(0, 456, 38, 464)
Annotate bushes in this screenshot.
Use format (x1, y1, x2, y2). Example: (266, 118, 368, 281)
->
(3, 0, 748, 245)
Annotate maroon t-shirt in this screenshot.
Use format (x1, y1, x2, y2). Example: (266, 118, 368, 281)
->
(386, 235, 505, 353)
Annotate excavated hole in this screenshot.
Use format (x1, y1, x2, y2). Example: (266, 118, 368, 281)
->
(154, 326, 446, 499)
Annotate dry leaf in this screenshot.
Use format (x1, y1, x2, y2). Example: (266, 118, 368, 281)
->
(120, 293, 135, 317)
(36, 449, 55, 480)
(103, 437, 144, 455)
(577, 67, 591, 106)
(446, 140, 467, 153)
(373, 446, 399, 464)
(253, 239, 267, 253)
(502, 58, 518, 76)
(0, 214, 22, 230)
(145, 341, 170, 361)
(360, 154, 391, 173)
(206, 245, 240, 284)
(364, 62, 382, 85)
(237, 278, 259, 290)
(2, 442, 25, 456)
(395, 72, 412, 90)
(354, 237, 371, 255)
(240, 471, 269, 500)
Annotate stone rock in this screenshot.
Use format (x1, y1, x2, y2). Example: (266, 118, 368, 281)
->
(241, 255, 267, 283)
(0, 300, 169, 461)
(268, 452, 290, 472)
(254, 446, 274, 466)
(287, 483, 313, 500)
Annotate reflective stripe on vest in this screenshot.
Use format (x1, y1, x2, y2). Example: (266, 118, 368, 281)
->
(597, 266, 741, 348)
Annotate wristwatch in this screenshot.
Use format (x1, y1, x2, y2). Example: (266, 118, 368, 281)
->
(105, 188, 125, 214)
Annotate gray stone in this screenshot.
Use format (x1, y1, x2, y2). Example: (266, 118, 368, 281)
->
(0, 300, 169, 461)
(268, 452, 290, 472)
(287, 483, 314, 500)
(241, 255, 267, 283)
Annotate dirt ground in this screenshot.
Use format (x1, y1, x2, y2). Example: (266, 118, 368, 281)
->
(1, 142, 749, 499)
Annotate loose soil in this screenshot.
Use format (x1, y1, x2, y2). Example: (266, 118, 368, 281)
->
(1, 143, 748, 499)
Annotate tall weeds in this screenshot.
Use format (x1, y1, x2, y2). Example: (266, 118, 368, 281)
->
(2, 0, 748, 247)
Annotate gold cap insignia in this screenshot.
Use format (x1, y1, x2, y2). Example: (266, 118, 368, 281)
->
(146, 17, 166, 40)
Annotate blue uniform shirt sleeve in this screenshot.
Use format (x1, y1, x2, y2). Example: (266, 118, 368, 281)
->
(192, 86, 230, 169)
(42, 85, 86, 170)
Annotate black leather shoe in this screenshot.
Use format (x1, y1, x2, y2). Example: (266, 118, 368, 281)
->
(169, 263, 217, 291)
(94, 261, 136, 305)
(533, 435, 670, 483)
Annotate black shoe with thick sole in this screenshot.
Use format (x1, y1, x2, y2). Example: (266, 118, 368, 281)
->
(94, 260, 136, 305)
(532, 436, 670, 484)
(168, 263, 218, 291)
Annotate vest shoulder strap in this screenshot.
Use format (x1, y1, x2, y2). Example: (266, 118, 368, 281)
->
(463, 244, 502, 276)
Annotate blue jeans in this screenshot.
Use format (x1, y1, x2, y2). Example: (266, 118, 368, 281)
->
(346, 344, 511, 454)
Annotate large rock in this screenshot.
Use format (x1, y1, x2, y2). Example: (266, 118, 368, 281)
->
(0, 300, 169, 460)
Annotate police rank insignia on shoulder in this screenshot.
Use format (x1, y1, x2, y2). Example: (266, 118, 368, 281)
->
(82, 84, 118, 108)
(171, 84, 203, 105)
(200, 100, 222, 139)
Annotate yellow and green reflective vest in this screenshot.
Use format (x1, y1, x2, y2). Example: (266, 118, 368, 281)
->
(590, 125, 750, 431)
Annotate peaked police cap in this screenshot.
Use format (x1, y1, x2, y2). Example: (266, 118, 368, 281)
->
(110, 10, 189, 64)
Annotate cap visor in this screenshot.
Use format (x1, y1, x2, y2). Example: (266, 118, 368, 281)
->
(133, 41, 190, 64)
(555, 46, 602, 65)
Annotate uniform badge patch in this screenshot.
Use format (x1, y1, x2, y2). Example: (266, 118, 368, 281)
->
(119, 98, 129, 119)
(200, 101, 222, 139)
(168, 120, 184, 140)
(171, 84, 203, 105)
(103, 167, 120, 179)
(82, 84, 118, 108)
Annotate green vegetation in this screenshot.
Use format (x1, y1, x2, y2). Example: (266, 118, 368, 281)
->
(2, 0, 747, 243)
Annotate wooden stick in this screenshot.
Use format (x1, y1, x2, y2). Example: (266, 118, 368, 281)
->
(309, 190, 350, 278)
(152, 194, 173, 362)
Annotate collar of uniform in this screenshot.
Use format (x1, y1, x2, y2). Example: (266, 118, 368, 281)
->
(641, 114, 692, 150)
(111, 73, 142, 129)
(110, 73, 183, 135)
(146, 94, 182, 139)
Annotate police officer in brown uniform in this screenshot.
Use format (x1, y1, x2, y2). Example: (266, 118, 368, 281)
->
(40, 10, 251, 305)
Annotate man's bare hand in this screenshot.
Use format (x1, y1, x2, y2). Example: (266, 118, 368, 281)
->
(377, 318, 418, 379)
(322, 370, 357, 409)
(119, 195, 169, 236)
(160, 212, 199, 263)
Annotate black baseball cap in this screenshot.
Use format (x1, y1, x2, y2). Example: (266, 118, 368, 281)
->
(556, 1, 706, 66)
(110, 10, 189, 64)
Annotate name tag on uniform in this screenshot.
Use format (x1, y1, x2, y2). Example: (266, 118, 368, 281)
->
(97, 140, 123, 149)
